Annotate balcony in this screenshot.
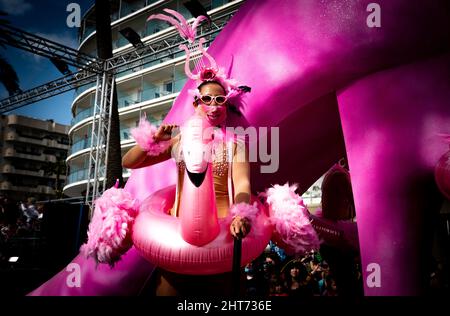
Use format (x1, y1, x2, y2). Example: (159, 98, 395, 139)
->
(1, 164, 43, 177)
(3, 148, 57, 163)
(68, 125, 142, 157)
(120, 127, 134, 141)
(5, 131, 44, 146)
(80, 0, 154, 44)
(0, 181, 12, 190)
(73, 82, 96, 99)
(118, 77, 186, 108)
(72, 45, 196, 113)
(79, 0, 233, 57)
(4, 131, 69, 149)
(66, 165, 131, 185)
(1, 164, 14, 173)
(71, 107, 95, 126)
(71, 79, 184, 132)
(0, 182, 55, 194)
(80, 0, 178, 44)
(6, 115, 69, 134)
(69, 136, 91, 155)
(67, 168, 89, 184)
(46, 139, 70, 150)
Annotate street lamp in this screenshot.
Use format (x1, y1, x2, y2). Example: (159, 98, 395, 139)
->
(183, 0, 211, 21)
(50, 57, 71, 75)
(119, 27, 144, 49)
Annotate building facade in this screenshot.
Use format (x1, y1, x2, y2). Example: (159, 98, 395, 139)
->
(64, 0, 243, 197)
(0, 114, 70, 202)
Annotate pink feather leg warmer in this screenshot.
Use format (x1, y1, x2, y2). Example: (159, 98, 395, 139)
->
(80, 187, 140, 266)
(265, 183, 321, 256)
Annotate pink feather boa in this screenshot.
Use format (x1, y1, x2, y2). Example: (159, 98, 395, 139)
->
(265, 183, 321, 256)
(80, 187, 140, 266)
(130, 116, 171, 156)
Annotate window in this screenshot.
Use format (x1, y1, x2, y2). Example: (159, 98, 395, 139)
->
(163, 81, 173, 94)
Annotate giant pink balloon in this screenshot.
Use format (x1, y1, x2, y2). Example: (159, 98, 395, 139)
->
(30, 0, 450, 295)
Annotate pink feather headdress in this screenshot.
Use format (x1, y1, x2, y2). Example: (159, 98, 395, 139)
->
(147, 8, 250, 105)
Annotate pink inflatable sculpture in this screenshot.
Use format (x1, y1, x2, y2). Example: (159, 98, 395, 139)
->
(30, 0, 450, 296)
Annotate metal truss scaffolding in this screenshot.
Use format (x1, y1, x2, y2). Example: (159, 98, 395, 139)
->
(0, 9, 234, 113)
(85, 72, 115, 207)
(0, 24, 102, 71)
(0, 8, 236, 208)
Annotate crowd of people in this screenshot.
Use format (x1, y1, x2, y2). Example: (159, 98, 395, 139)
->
(243, 242, 359, 297)
(0, 196, 44, 259)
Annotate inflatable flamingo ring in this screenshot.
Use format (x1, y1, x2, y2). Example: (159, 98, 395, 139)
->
(131, 114, 272, 275)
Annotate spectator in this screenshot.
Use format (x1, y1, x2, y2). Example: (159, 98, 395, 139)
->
(2, 197, 20, 226)
(323, 275, 338, 296)
(284, 261, 310, 296)
(20, 197, 39, 224)
(269, 279, 288, 296)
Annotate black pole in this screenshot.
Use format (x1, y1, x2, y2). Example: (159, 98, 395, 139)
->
(231, 237, 242, 296)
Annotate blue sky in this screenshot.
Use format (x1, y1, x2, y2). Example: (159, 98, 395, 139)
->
(0, 0, 94, 125)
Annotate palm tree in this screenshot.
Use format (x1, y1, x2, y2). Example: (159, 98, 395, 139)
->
(44, 158, 67, 199)
(95, 0, 123, 189)
(0, 11, 22, 95)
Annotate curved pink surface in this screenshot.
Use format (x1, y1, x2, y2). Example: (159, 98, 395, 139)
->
(27, 162, 175, 296)
(31, 0, 450, 295)
(132, 185, 272, 275)
(28, 247, 154, 296)
(163, 0, 449, 194)
(337, 54, 450, 295)
(310, 215, 359, 252)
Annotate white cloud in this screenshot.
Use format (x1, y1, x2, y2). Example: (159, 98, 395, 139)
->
(0, 0, 32, 16)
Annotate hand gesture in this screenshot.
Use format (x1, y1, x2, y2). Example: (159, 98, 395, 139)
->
(153, 124, 178, 142)
(230, 215, 251, 239)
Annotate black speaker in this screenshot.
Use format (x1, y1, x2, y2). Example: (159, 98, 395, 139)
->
(40, 203, 89, 272)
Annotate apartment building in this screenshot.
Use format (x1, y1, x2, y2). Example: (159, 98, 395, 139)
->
(0, 114, 70, 202)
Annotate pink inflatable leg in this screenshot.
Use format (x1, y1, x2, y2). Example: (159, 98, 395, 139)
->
(337, 54, 450, 295)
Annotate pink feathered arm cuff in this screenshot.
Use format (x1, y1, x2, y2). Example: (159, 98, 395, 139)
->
(229, 202, 259, 224)
(130, 117, 171, 156)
